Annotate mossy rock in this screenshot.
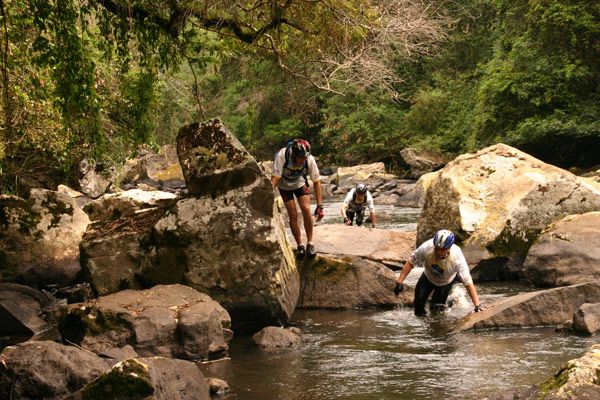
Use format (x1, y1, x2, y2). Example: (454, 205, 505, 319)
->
(79, 359, 153, 400)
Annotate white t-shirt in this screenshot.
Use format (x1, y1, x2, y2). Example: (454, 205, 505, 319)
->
(409, 239, 473, 286)
(343, 188, 375, 212)
(272, 147, 320, 191)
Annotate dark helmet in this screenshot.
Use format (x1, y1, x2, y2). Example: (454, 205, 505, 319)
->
(433, 229, 455, 249)
(291, 139, 311, 158)
(355, 183, 367, 194)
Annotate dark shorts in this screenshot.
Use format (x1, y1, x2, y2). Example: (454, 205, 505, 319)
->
(279, 185, 310, 202)
(413, 274, 460, 316)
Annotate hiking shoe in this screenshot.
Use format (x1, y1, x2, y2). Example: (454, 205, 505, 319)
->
(307, 243, 317, 258)
(296, 245, 306, 260)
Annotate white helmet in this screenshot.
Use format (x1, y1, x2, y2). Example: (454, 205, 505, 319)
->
(433, 229, 455, 249)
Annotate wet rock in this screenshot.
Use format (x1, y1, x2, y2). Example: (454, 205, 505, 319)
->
(0, 340, 111, 399)
(207, 377, 230, 396)
(297, 254, 412, 309)
(0, 189, 90, 287)
(523, 212, 600, 287)
(252, 326, 301, 348)
(572, 303, 600, 335)
(454, 282, 600, 331)
(59, 284, 231, 361)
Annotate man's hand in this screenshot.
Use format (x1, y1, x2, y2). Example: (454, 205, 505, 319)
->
(314, 205, 324, 222)
(393, 283, 403, 296)
(343, 217, 351, 225)
(473, 304, 484, 312)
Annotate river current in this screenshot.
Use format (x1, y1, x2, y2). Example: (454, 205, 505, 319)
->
(199, 200, 595, 399)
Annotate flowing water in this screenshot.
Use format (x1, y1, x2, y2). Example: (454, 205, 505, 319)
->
(199, 200, 596, 399)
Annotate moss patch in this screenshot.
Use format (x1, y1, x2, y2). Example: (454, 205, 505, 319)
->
(80, 359, 153, 400)
(59, 306, 132, 344)
(302, 257, 354, 281)
(539, 365, 573, 398)
(486, 219, 541, 259)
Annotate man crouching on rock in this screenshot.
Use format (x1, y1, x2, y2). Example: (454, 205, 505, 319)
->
(393, 229, 484, 316)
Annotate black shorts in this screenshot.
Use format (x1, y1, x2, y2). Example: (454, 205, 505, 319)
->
(279, 185, 310, 202)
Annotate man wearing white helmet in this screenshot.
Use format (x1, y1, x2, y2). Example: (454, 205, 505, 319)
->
(393, 229, 483, 316)
(340, 183, 377, 228)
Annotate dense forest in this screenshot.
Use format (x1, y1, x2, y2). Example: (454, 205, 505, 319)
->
(0, 0, 598, 194)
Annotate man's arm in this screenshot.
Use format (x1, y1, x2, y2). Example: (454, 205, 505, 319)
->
(395, 261, 414, 284)
(313, 180, 323, 206)
(464, 284, 481, 308)
(271, 175, 281, 189)
(369, 210, 377, 227)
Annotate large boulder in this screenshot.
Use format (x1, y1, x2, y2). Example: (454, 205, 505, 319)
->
(454, 282, 600, 331)
(0, 341, 111, 399)
(417, 144, 600, 275)
(65, 357, 210, 400)
(314, 224, 415, 264)
(80, 121, 299, 332)
(297, 254, 412, 309)
(523, 212, 600, 287)
(0, 189, 90, 287)
(59, 284, 231, 361)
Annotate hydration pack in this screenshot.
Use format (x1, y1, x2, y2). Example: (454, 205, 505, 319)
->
(283, 142, 309, 187)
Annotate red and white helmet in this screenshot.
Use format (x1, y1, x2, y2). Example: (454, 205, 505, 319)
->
(291, 139, 311, 157)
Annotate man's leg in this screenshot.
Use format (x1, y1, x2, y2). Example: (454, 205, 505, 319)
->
(283, 198, 302, 246)
(297, 193, 313, 243)
(355, 208, 365, 226)
(414, 274, 436, 317)
(346, 210, 355, 225)
(429, 281, 455, 313)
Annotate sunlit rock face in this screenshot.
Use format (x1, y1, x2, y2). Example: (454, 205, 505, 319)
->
(417, 143, 600, 276)
(0, 189, 90, 287)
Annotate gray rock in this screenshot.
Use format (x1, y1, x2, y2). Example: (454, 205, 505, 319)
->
(252, 326, 301, 348)
(297, 254, 412, 309)
(0, 189, 90, 287)
(572, 303, 600, 335)
(59, 284, 231, 361)
(66, 357, 210, 400)
(0, 340, 111, 399)
(454, 282, 600, 331)
(523, 212, 600, 287)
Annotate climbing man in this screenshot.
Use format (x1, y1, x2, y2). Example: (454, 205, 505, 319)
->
(340, 183, 376, 228)
(393, 229, 484, 316)
(271, 139, 324, 259)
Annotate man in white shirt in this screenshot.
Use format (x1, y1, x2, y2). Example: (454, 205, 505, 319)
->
(271, 139, 323, 259)
(340, 183, 377, 228)
(394, 229, 483, 316)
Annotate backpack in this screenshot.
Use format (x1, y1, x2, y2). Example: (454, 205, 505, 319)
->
(283, 142, 309, 187)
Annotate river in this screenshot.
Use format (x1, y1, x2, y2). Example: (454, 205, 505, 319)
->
(199, 200, 596, 399)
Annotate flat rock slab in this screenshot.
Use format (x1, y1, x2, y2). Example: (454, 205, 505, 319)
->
(314, 224, 415, 264)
